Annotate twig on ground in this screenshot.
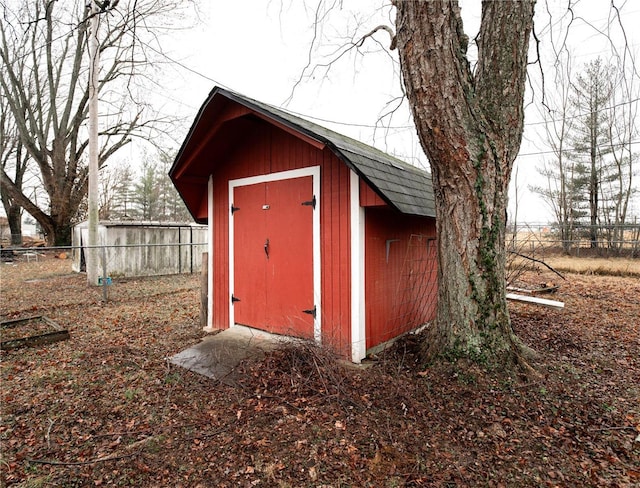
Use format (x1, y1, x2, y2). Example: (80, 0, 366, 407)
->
(592, 426, 637, 432)
(46, 418, 55, 448)
(26, 453, 137, 466)
(509, 251, 567, 281)
(89, 423, 199, 440)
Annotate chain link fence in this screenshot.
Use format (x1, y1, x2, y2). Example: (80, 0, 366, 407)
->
(1, 242, 206, 303)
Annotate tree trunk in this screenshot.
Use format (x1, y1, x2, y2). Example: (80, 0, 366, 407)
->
(0, 166, 76, 246)
(0, 178, 23, 246)
(7, 206, 22, 246)
(394, 0, 536, 369)
(589, 160, 598, 249)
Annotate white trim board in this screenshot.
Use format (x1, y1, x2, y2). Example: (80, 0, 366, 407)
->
(228, 166, 322, 342)
(206, 175, 214, 331)
(350, 170, 366, 363)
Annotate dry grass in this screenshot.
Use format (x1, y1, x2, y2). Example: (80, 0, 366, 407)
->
(544, 255, 640, 276)
(509, 254, 640, 278)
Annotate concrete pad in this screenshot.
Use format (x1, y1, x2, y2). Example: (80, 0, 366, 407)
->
(168, 325, 287, 384)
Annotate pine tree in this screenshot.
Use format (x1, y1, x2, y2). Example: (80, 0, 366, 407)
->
(568, 58, 615, 248)
(111, 165, 137, 220)
(133, 160, 158, 221)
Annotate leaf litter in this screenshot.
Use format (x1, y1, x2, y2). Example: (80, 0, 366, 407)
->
(1, 256, 638, 486)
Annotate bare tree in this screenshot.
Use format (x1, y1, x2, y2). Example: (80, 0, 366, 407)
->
(604, 53, 639, 252)
(0, 0, 195, 245)
(534, 52, 638, 254)
(286, 0, 640, 370)
(531, 48, 578, 253)
(291, 1, 536, 370)
(0, 94, 29, 246)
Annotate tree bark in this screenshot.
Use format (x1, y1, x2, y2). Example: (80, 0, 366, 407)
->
(394, 0, 536, 369)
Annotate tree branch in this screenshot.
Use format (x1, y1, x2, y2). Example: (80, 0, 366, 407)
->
(508, 250, 566, 281)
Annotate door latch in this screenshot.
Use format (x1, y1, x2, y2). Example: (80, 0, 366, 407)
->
(301, 195, 316, 209)
(302, 306, 316, 319)
(264, 238, 269, 259)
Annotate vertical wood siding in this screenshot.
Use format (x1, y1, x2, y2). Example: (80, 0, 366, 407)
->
(359, 179, 387, 207)
(364, 208, 437, 349)
(208, 117, 352, 355)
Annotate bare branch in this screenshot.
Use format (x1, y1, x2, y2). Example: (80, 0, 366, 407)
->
(285, 2, 395, 106)
(0, 0, 198, 244)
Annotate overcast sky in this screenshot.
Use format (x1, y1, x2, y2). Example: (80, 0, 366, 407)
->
(158, 0, 640, 224)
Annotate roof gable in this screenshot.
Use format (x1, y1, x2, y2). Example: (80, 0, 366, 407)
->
(170, 87, 435, 219)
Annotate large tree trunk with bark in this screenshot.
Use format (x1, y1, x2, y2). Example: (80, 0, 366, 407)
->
(5, 205, 22, 246)
(394, 1, 536, 369)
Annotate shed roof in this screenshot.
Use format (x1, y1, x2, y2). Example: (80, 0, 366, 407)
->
(171, 87, 435, 219)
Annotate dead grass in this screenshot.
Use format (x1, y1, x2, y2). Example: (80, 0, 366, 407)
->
(509, 254, 640, 278)
(543, 255, 640, 276)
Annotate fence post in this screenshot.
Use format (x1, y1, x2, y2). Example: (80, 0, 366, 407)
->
(200, 252, 208, 329)
(101, 245, 108, 302)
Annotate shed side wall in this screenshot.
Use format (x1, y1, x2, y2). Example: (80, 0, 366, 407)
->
(364, 208, 437, 349)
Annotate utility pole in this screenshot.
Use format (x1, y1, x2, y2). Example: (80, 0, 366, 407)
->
(87, 0, 100, 286)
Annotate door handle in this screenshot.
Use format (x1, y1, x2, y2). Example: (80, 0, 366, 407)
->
(264, 238, 269, 259)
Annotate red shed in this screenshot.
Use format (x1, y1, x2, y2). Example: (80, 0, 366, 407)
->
(170, 87, 437, 362)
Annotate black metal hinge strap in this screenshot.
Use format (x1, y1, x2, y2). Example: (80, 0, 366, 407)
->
(231, 294, 240, 304)
(301, 195, 316, 209)
(302, 306, 316, 319)
(231, 205, 240, 214)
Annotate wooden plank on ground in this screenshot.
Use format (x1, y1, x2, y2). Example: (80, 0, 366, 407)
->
(1, 330, 70, 350)
(506, 293, 565, 310)
(0, 315, 70, 350)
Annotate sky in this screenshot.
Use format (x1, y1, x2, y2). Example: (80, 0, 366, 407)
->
(156, 0, 640, 224)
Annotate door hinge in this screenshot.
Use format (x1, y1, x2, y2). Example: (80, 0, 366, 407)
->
(231, 205, 240, 214)
(231, 294, 240, 304)
(302, 305, 316, 319)
(301, 195, 316, 209)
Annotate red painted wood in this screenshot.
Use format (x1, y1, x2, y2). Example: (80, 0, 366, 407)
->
(264, 176, 314, 336)
(231, 175, 314, 338)
(232, 182, 267, 327)
(364, 208, 437, 349)
(359, 179, 387, 207)
(204, 114, 352, 354)
(181, 99, 441, 358)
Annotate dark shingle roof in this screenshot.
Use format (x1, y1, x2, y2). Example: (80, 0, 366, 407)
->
(183, 87, 435, 218)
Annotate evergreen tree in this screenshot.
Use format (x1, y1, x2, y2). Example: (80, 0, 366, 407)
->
(568, 58, 615, 247)
(155, 152, 190, 222)
(111, 165, 137, 220)
(133, 160, 159, 220)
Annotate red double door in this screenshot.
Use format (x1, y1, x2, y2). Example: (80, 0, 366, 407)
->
(232, 176, 315, 338)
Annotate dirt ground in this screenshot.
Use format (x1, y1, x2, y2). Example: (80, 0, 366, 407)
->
(1, 255, 639, 487)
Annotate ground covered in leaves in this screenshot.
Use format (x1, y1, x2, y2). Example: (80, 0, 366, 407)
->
(1, 256, 639, 487)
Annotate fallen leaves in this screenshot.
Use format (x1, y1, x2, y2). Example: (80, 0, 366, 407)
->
(1, 260, 639, 486)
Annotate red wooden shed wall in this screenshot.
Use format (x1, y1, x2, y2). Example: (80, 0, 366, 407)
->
(204, 112, 353, 355)
(364, 208, 437, 349)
